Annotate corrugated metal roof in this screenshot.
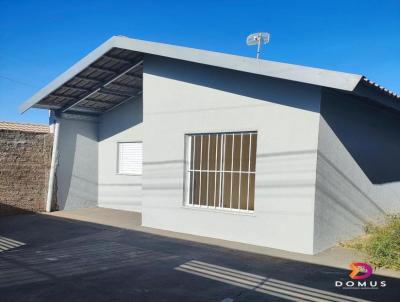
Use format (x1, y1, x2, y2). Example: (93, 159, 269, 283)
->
(32, 48, 143, 116)
(361, 77, 400, 100)
(0, 121, 49, 133)
(19, 36, 399, 114)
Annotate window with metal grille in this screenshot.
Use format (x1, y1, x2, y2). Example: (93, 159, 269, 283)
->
(117, 142, 143, 175)
(184, 132, 257, 211)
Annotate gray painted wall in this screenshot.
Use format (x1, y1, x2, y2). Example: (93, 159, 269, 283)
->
(314, 90, 400, 253)
(98, 98, 143, 212)
(142, 55, 321, 254)
(53, 55, 399, 255)
(56, 117, 98, 210)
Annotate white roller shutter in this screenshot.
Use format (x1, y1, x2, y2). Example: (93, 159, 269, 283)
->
(118, 142, 143, 175)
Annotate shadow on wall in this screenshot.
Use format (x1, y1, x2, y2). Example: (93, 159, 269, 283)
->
(56, 120, 77, 211)
(98, 98, 143, 142)
(56, 118, 98, 210)
(143, 149, 385, 224)
(144, 55, 320, 113)
(321, 90, 400, 185)
(313, 90, 400, 253)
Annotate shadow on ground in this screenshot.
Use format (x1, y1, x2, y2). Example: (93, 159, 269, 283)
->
(0, 213, 398, 302)
(0, 203, 37, 217)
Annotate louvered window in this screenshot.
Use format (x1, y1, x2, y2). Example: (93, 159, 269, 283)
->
(118, 142, 143, 175)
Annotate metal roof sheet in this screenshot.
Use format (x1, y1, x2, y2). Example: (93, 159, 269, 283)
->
(28, 47, 144, 116)
(19, 36, 399, 114)
(361, 77, 399, 100)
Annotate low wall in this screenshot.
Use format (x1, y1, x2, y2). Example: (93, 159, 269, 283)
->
(0, 123, 52, 216)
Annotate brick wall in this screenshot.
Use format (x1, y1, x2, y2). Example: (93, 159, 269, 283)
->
(0, 128, 53, 216)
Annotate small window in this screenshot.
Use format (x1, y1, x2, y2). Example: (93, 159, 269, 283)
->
(118, 142, 143, 175)
(184, 131, 257, 211)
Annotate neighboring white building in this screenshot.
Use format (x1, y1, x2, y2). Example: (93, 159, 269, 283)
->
(20, 36, 400, 255)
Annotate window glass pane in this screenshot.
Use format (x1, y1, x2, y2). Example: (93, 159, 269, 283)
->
(231, 173, 240, 209)
(241, 134, 250, 172)
(250, 134, 257, 172)
(248, 174, 255, 210)
(232, 134, 242, 171)
(222, 172, 231, 208)
(224, 134, 233, 171)
(208, 172, 216, 207)
(192, 171, 200, 205)
(239, 173, 248, 210)
(201, 135, 209, 170)
(193, 136, 201, 170)
(200, 172, 208, 205)
(208, 134, 217, 171)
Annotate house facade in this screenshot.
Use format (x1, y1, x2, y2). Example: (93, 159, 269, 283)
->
(20, 36, 400, 254)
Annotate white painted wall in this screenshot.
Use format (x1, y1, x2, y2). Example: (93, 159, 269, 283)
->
(314, 90, 400, 253)
(142, 56, 321, 254)
(56, 117, 98, 210)
(98, 99, 143, 212)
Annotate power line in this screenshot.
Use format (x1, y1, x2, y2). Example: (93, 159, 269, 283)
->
(0, 74, 36, 87)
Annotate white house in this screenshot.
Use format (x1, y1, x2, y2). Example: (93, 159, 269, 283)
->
(20, 36, 400, 255)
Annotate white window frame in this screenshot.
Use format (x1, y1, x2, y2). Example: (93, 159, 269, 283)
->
(117, 141, 143, 176)
(184, 131, 257, 213)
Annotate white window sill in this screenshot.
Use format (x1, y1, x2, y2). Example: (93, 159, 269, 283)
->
(181, 205, 256, 217)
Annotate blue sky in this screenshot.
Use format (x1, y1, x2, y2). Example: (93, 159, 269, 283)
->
(0, 0, 399, 124)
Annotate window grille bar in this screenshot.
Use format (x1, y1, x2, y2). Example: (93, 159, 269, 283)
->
(214, 134, 218, 207)
(206, 134, 210, 206)
(221, 134, 226, 207)
(199, 135, 203, 204)
(238, 133, 243, 209)
(191, 136, 195, 205)
(230, 134, 234, 209)
(219, 134, 224, 208)
(247, 134, 252, 211)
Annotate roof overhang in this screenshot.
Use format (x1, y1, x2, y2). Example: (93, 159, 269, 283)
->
(353, 77, 400, 112)
(20, 38, 144, 115)
(19, 35, 398, 114)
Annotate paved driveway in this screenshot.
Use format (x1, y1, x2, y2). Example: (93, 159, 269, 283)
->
(0, 211, 398, 302)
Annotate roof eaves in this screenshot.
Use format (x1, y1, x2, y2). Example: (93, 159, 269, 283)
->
(361, 77, 400, 100)
(19, 36, 364, 113)
(112, 36, 362, 91)
(18, 36, 118, 113)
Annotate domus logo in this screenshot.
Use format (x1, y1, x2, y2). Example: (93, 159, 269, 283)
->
(335, 262, 386, 289)
(349, 262, 373, 279)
